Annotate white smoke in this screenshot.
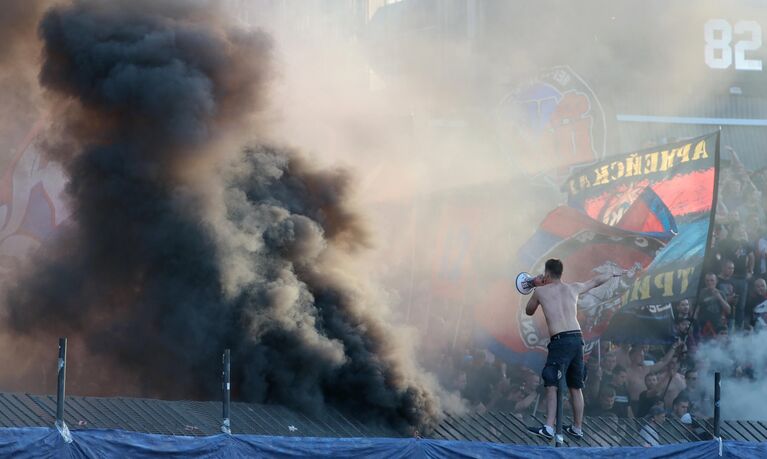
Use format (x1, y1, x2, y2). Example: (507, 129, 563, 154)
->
(695, 330, 767, 420)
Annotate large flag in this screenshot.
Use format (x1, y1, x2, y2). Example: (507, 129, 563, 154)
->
(476, 132, 719, 366)
(600, 134, 720, 342)
(564, 134, 717, 222)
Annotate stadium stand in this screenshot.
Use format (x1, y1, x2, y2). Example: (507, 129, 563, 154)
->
(1, 392, 766, 447)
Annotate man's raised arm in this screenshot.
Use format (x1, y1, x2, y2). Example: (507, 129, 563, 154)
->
(647, 340, 683, 374)
(573, 271, 626, 295)
(525, 291, 540, 316)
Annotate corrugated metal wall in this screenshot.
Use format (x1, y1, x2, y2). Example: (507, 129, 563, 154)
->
(1, 392, 766, 448)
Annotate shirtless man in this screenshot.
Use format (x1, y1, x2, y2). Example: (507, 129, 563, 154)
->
(625, 343, 681, 402)
(524, 258, 620, 440)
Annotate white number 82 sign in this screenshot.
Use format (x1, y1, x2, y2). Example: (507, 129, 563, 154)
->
(705, 19, 763, 71)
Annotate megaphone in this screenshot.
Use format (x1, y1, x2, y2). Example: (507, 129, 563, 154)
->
(516, 272, 538, 295)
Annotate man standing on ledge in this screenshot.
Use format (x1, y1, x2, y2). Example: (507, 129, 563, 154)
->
(525, 258, 620, 440)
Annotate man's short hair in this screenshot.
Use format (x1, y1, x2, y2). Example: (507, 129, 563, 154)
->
(673, 394, 690, 406)
(598, 386, 616, 398)
(613, 365, 626, 375)
(645, 372, 658, 382)
(545, 258, 563, 278)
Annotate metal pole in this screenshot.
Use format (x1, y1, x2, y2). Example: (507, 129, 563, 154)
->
(555, 362, 565, 446)
(54, 337, 72, 443)
(597, 339, 601, 367)
(221, 349, 231, 434)
(714, 372, 721, 438)
(56, 337, 66, 426)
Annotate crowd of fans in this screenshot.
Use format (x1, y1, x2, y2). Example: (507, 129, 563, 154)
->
(427, 152, 766, 446)
(428, 334, 715, 445)
(702, 159, 767, 335)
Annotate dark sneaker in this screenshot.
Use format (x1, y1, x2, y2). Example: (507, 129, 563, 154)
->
(564, 425, 584, 439)
(528, 425, 554, 440)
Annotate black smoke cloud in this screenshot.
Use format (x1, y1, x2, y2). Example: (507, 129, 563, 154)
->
(4, 0, 444, 431)
(218, 148, 443, 429)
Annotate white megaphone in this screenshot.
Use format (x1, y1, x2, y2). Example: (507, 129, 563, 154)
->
(515, 272, 539, 295)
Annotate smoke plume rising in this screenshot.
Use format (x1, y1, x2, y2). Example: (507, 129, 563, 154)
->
(2, 0, 447, 432)
(695, 331, 767, 421)
(2, 0, 757, 430)
(237, 0, 753, 363)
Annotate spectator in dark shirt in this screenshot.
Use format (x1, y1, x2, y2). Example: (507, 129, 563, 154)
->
(600, 352, 618, 380)
(697, 273, 731, 338)
(586, 386, 616, 417)
(674, 298, 692, 321)
(745, 278, 767, 327)
(670, 394, 691, 423)
(703, 224, 727, 275)
(718, 225, 754, 327)
(637, 372, 664, 418)
(674, 317, 697, 357)
(608, 365, 633, 418)
(669, 394, 709, 441)
(674, 317, 692, 338)
(716, 260, 738, 311)
(721, 223, 755, 279)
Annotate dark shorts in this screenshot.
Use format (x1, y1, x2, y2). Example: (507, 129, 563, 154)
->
(541, 330, 585, 389)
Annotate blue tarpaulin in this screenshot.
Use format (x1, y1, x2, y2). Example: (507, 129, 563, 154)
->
(0, 427, 761, 458)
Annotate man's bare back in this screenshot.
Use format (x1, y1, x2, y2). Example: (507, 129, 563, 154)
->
(529, 282, 581, 336)
(526, 275, 615, 336)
